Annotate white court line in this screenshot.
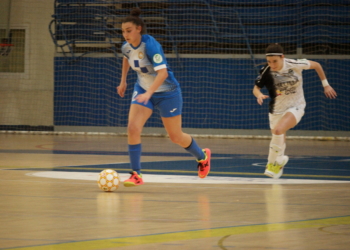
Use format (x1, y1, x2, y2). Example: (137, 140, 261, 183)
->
(27, 171, 350, 185)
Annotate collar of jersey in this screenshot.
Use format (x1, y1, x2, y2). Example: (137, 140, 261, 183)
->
(130, 40, 142, 50)
(279, 58, 286, 72)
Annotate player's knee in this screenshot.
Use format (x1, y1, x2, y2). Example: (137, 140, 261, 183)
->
(272, 127, 284, 135)
(127, 124, 142, 136)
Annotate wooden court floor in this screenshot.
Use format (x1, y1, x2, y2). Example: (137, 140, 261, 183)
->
(0, 133, 350, 250)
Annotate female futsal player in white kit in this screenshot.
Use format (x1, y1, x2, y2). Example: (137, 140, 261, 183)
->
(253, 43, 337, 179)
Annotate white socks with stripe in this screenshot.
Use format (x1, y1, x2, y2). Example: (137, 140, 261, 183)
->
(268, 134, 285, 165)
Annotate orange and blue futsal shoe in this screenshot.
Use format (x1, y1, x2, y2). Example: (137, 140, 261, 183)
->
(197, 148, 211, 178)
(123, 171, 144, 187)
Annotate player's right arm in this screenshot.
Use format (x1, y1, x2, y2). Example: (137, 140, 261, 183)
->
(117, 57, 130, 98)
(253, 85, 269, 105)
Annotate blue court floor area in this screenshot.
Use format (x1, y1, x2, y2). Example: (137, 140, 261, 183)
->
(5, 149, 350, 181)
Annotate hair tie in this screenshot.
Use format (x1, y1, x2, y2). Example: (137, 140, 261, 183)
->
(266, 53, 283, 56)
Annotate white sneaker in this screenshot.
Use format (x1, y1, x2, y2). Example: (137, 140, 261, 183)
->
(264, 155, 289, 179)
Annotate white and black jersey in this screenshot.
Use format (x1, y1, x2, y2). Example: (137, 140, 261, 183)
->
(255, 58, 310, 114)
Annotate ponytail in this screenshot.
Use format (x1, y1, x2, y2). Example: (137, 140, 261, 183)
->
(121, 8, 146, 34)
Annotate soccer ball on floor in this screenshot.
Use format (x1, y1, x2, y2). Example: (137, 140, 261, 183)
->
(97, 169, 120, 192)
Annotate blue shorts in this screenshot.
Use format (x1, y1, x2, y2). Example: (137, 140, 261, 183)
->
(131, 84, 182, 118)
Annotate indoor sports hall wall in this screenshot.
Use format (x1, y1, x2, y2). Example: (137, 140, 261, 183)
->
(54, 56, 350, 131)
(1, 0, 350, 135)
(51, 0, 350, 134)
(0, 0, 54, 128)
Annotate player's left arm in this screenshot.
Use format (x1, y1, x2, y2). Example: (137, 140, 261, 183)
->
(309, 60, 337, 99)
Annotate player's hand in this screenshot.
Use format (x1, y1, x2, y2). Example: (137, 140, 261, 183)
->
(257, 94, 269, 105)
(324, 86, 337, 99)
(135, 92, 151, 105)
(117, 82, 127, 97)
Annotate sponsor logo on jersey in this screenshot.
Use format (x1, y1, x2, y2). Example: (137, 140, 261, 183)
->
(274, 70, 299, 95)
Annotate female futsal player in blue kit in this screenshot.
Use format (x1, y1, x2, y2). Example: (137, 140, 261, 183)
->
(117, 8, 211, 187)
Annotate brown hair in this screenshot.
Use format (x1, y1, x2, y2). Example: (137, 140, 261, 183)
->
(121, 8, 146, 34)
(265, 43, 284, 56)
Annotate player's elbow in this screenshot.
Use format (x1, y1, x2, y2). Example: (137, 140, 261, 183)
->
(310, 61, 322, 70)
(253, 86, 259, 95)
(314, 62, 321, 69)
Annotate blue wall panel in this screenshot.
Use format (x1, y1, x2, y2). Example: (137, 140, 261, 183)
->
(54, 57, 350, 131)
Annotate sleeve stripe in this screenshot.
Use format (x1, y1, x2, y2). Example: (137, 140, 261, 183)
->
(286, 60, 308, 65)
(260, 65, 270, 76)
(154, 64, 167, 71)
(289, 62, 308, 65)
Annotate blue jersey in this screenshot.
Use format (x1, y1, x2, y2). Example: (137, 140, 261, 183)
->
(121, 34, 180, 93)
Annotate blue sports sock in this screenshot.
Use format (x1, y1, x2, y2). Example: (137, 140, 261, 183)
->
(184, 138, 205, 161)
(128, 144, 142, 175)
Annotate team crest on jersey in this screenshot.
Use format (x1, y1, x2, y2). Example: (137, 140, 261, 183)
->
(138, 52, 144, 59)
(153, 54, 163, 63)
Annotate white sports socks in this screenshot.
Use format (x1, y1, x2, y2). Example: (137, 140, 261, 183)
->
(268, 134, 285, 164)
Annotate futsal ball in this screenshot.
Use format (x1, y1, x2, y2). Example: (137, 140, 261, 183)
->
(97, 169, 120, 192)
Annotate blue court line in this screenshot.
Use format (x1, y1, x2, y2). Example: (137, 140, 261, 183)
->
(2, 149, 350, 180)
(0, 149, 349, 160)
(7, 157, 350, 180)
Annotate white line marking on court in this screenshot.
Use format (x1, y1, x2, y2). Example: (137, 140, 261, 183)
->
(252, 163, 266, 167)
(27, 171, 350, 185)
